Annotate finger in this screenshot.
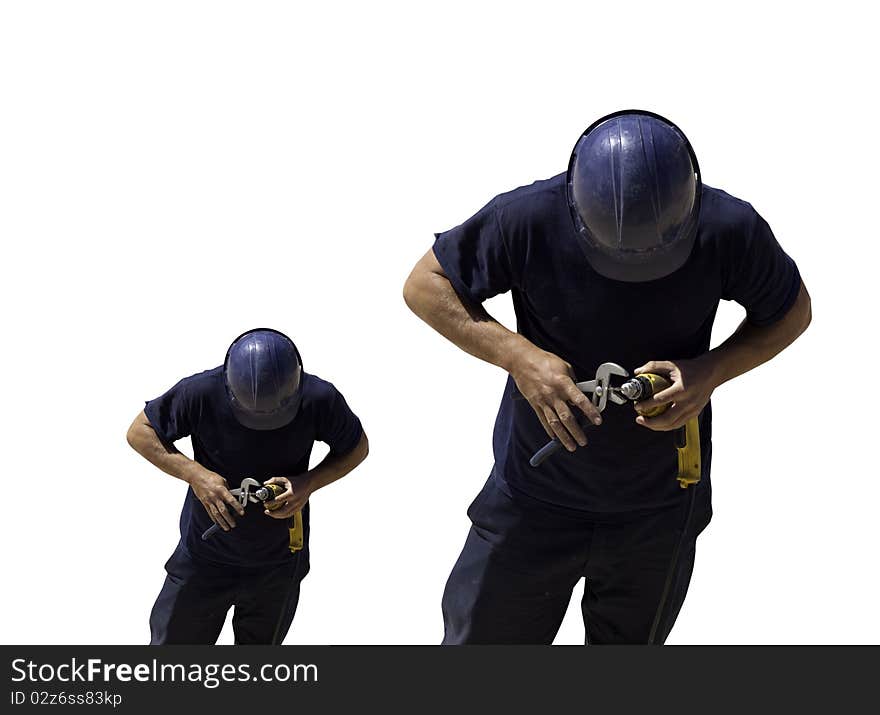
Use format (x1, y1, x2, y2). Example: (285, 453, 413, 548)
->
(634, 400, 660, 417)
(633, 385, 682, 412)
(206, 504, 228, 531)
(265, 493, 293, 512)
(265, 485, 294, 506)
(658, 410, 697, 431)
(222, 490, 246, 516)
(208, 503, 231, 531)
(265, 502, 300, 519)
(565, 384, 602, 425)
(636, 405, 687, 431)
(554, 400, 587, 447)
(264, 494, 291, 509)
(635, 360, 675, 376)
(215, 501, 237, 529)
(649, 383, 683, 404)
(543, 404, 577, 452)
(528, 400, 556, 439)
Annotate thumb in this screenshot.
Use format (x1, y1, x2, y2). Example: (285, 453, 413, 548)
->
(636, 360, 675, 376)
(634, 361, 655, 375)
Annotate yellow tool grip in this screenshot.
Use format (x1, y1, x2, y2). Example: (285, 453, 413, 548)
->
(261, 483, 304, 552)
(288, 511, 304, 552)
(675, 417, 701, 489)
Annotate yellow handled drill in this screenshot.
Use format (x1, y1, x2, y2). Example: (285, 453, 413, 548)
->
(619, 373, 702, 489)
(260, 483, 304, 553)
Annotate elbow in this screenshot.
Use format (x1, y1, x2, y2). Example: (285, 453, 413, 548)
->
(403, 249, 444, 316)
(349, 431, 369, 469)
(801, 298, 812, 334)
(358, 432, 370, 463)
(797, 283, 812, 336)
(126, 424, 139, 451)
(402, 269, 421, 314)
(126, 412, 148, 452)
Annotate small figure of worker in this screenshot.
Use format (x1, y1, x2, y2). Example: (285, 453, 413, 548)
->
(404, 110, 811, 644)
(127, 328, 369, 644)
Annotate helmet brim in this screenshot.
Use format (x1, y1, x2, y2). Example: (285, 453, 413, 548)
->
(228, 390, 303, 431)
(575, 224, 698, 282)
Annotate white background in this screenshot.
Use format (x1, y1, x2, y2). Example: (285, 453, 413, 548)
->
(1, 1, 877, 645)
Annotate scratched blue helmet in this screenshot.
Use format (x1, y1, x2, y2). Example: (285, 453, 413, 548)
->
(223, 329, 303, 431)
(567, 110, 701, 282)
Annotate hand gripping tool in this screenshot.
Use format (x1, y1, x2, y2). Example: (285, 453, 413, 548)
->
(528, 362, 629, 467)
(201, 477, 267, 541)
(200, 477, 304, 552)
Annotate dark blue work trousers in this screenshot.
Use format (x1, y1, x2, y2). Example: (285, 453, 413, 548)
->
(149, 543, 308, 645)
(442, 473, 712, 644)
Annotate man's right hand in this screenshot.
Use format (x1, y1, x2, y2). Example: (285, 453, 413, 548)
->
(508, 344, 603, 452)
(188, 467, 246, 532)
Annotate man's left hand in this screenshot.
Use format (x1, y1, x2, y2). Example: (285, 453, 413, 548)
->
(262, 475, 313, 518)
(632, 356, 718, 431)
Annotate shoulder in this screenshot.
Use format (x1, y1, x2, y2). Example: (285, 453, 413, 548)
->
(144, 367, 222, 438)
(171, 366, 224, 401)
(300, 372, 341, 406)
(492, 173, 566, 223)
(699, 185, 760, 236)
(300, 373, 357, 424)
(493, 174, 568, 240)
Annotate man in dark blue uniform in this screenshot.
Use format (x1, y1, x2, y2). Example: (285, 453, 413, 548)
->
(404, 110, 811, 644)
(127, 328, 368, 644)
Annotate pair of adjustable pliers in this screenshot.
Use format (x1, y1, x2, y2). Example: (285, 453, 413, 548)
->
(201, 477, 264, 540)
(528, 362, 629, 467)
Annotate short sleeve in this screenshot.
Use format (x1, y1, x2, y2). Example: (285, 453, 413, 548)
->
(432, 197, 516, 305)
(721, 209, 802, 326)
(315, 384, 363, 456)
(144, 379, 195, 447)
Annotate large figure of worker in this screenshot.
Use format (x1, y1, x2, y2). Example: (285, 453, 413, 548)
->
(404, 110, 811, 644)
(127, 328, 369, 644)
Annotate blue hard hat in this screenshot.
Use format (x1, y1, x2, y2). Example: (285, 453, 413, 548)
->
(223, 328, 303, 431)
(567, 110, 701, 282)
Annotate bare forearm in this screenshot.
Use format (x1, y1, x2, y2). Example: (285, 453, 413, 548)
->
(403, 248, 603, 449)
(707, 281, 812, 387)
(403, 250, 529, 372)
(307, 431, 369, 493)
(126, 411, 200, 484)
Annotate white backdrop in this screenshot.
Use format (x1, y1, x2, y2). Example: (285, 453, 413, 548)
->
(1, 1, 876, 645)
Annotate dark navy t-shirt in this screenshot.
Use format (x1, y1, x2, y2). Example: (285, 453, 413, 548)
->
(145, 368, 363, 566)
(433, 173, 801, 513)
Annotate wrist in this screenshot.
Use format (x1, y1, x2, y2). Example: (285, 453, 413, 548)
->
(499, 334, 537, 375)
(299, 471, 318, 495)
(180, 461, 204, 486)
(699, 350, 729, 389)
